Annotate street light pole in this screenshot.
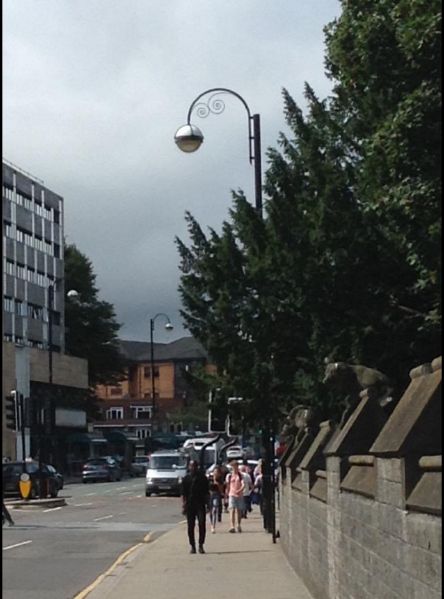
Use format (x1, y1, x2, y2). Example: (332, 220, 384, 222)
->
(175, 88, 276, 542)
(174, 87, 262, 216)
(149, 313, 173, 430)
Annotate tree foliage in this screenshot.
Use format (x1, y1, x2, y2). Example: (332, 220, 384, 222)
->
(175, 0, 441, 425)
(64, 243, 126, 417)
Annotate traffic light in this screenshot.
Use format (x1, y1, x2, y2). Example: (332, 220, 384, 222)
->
(5, 391, 18, 431)
(208, 404, 228, 433)
(208, 389, 228, 433)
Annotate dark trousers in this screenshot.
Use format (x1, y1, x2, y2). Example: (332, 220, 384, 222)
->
(2, 501, 14, 525)
(186, 504, 206, 548)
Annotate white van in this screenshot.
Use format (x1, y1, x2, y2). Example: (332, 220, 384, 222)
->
(182, 437, 223, 469)
(145, 450, 188, 497)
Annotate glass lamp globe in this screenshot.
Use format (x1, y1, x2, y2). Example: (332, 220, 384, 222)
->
(174, 124, 204, 153)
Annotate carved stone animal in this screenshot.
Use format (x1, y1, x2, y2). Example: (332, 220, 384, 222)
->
(323, 361, 393, 401)
(323, 361, 394, 427)
(281, 404, 316, 444)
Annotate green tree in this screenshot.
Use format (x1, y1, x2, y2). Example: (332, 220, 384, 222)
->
(64, 242, 126, 418)
(176, 0, 441, 424)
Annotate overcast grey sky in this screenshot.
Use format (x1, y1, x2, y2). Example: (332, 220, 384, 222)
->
(3, 0, 341, 343)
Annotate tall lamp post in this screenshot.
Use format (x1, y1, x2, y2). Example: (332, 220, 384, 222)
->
(174, 88, 276, 542)
(174, 87, 262, 216)
(149, 314, 173, 429)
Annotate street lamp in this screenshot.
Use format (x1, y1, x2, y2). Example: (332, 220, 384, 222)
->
(38, 281, 78, 496)
(149, 314, 173, 429)
(174, 87, 263, 216)
(175, 88, 276, 542)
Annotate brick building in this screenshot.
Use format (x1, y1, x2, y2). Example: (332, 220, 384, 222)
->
(93, 337, 214, 441)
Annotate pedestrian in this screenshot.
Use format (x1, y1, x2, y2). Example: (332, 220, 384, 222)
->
(181, 460, 210, 554)
(212, 465, 226, 522)
(209, 482, 222, 533)
(240, 464, 253, 518)
(225, 460, 245, 533)
(252, 465, 264, 515)
(2, 501, 14, 526)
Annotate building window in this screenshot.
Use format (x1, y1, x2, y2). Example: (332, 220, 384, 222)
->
(54, 210, 60, 224)
(16, 264, 26, 279)
(106, 407, 123, 420)
(3, 185, 14, 201)
(133, 406, 152, 419)
(16, 229, 24, 243)
(28, 303, 43, 320)
(5, 222, 13, 238)
(3, 334, 13, 342)
(5, 260, 15, 276)
(136, 429, 149, 439)
(54, 243, 60, 258)
(27, 267, 35, 283)
(14, 300, 25, 316)
(144, 366, 159, 378)
(4, 297, 14, 312)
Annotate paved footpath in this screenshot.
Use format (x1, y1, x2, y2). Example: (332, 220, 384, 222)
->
(79, 511, 313, 599)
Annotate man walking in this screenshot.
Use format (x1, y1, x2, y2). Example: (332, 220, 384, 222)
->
(225, 460, 245, 533)
(181, 460, 209, 554)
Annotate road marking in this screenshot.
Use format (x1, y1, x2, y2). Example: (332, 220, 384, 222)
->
(72, 503, 93, 507)
(3, 540, 33, 551)
(93, 514, 113, 521)
(119, 491, 132, 495)
(43, 507, 62, 513)
(85, 493, 97, 496)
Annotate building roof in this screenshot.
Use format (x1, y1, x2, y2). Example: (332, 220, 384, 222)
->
(118, 336, 209, 363)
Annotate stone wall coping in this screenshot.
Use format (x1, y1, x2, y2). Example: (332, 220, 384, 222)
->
(348, 454, 375, 466)
(418, 455, 442, 470)
(409, 356, 441, 379)
(315, 469, 327, 479)
(370, 362, 441, 456)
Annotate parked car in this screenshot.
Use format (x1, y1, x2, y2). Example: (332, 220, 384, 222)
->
(47, 465, 64, 490)
(82, 457, 122, 483)
(145, 450, 188, 496)
(2, 461, 59, 498)
(131, 456, 150, 477)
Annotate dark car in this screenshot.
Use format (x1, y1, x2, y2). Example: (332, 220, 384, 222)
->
(82, 457, 122, 483)
(47, 465, 64, 490)
(2, 461, 59, 499)
(131, 456, 150, 477)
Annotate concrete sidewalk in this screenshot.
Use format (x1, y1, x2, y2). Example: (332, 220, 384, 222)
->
(81, 511, 313, 599)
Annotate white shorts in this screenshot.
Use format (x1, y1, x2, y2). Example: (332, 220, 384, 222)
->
(228, 496, 244, 510)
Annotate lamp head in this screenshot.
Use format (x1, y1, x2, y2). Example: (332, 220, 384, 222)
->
(174, 124, 204, 153)
(67, 289, 79, 299)
(164, 322, 174, 332)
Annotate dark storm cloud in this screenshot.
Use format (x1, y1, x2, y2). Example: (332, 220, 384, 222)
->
(3, 0, 341, 341)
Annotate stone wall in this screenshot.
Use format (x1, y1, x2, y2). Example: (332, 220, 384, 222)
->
(280, 357, 441, 599)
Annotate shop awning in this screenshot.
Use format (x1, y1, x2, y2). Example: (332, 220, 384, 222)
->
(103, 430, 138, 444)
(66, 432, 107, 444)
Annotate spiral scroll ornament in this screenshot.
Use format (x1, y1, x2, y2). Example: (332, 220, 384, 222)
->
(193, 92, 227, 119)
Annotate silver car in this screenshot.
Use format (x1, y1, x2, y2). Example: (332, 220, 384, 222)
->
(82, 457, 122, 483)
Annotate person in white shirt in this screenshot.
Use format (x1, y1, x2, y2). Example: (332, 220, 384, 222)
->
(240, 464, 253, 518)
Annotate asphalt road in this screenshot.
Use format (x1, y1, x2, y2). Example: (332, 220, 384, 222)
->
(2, 477, 184, 599)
